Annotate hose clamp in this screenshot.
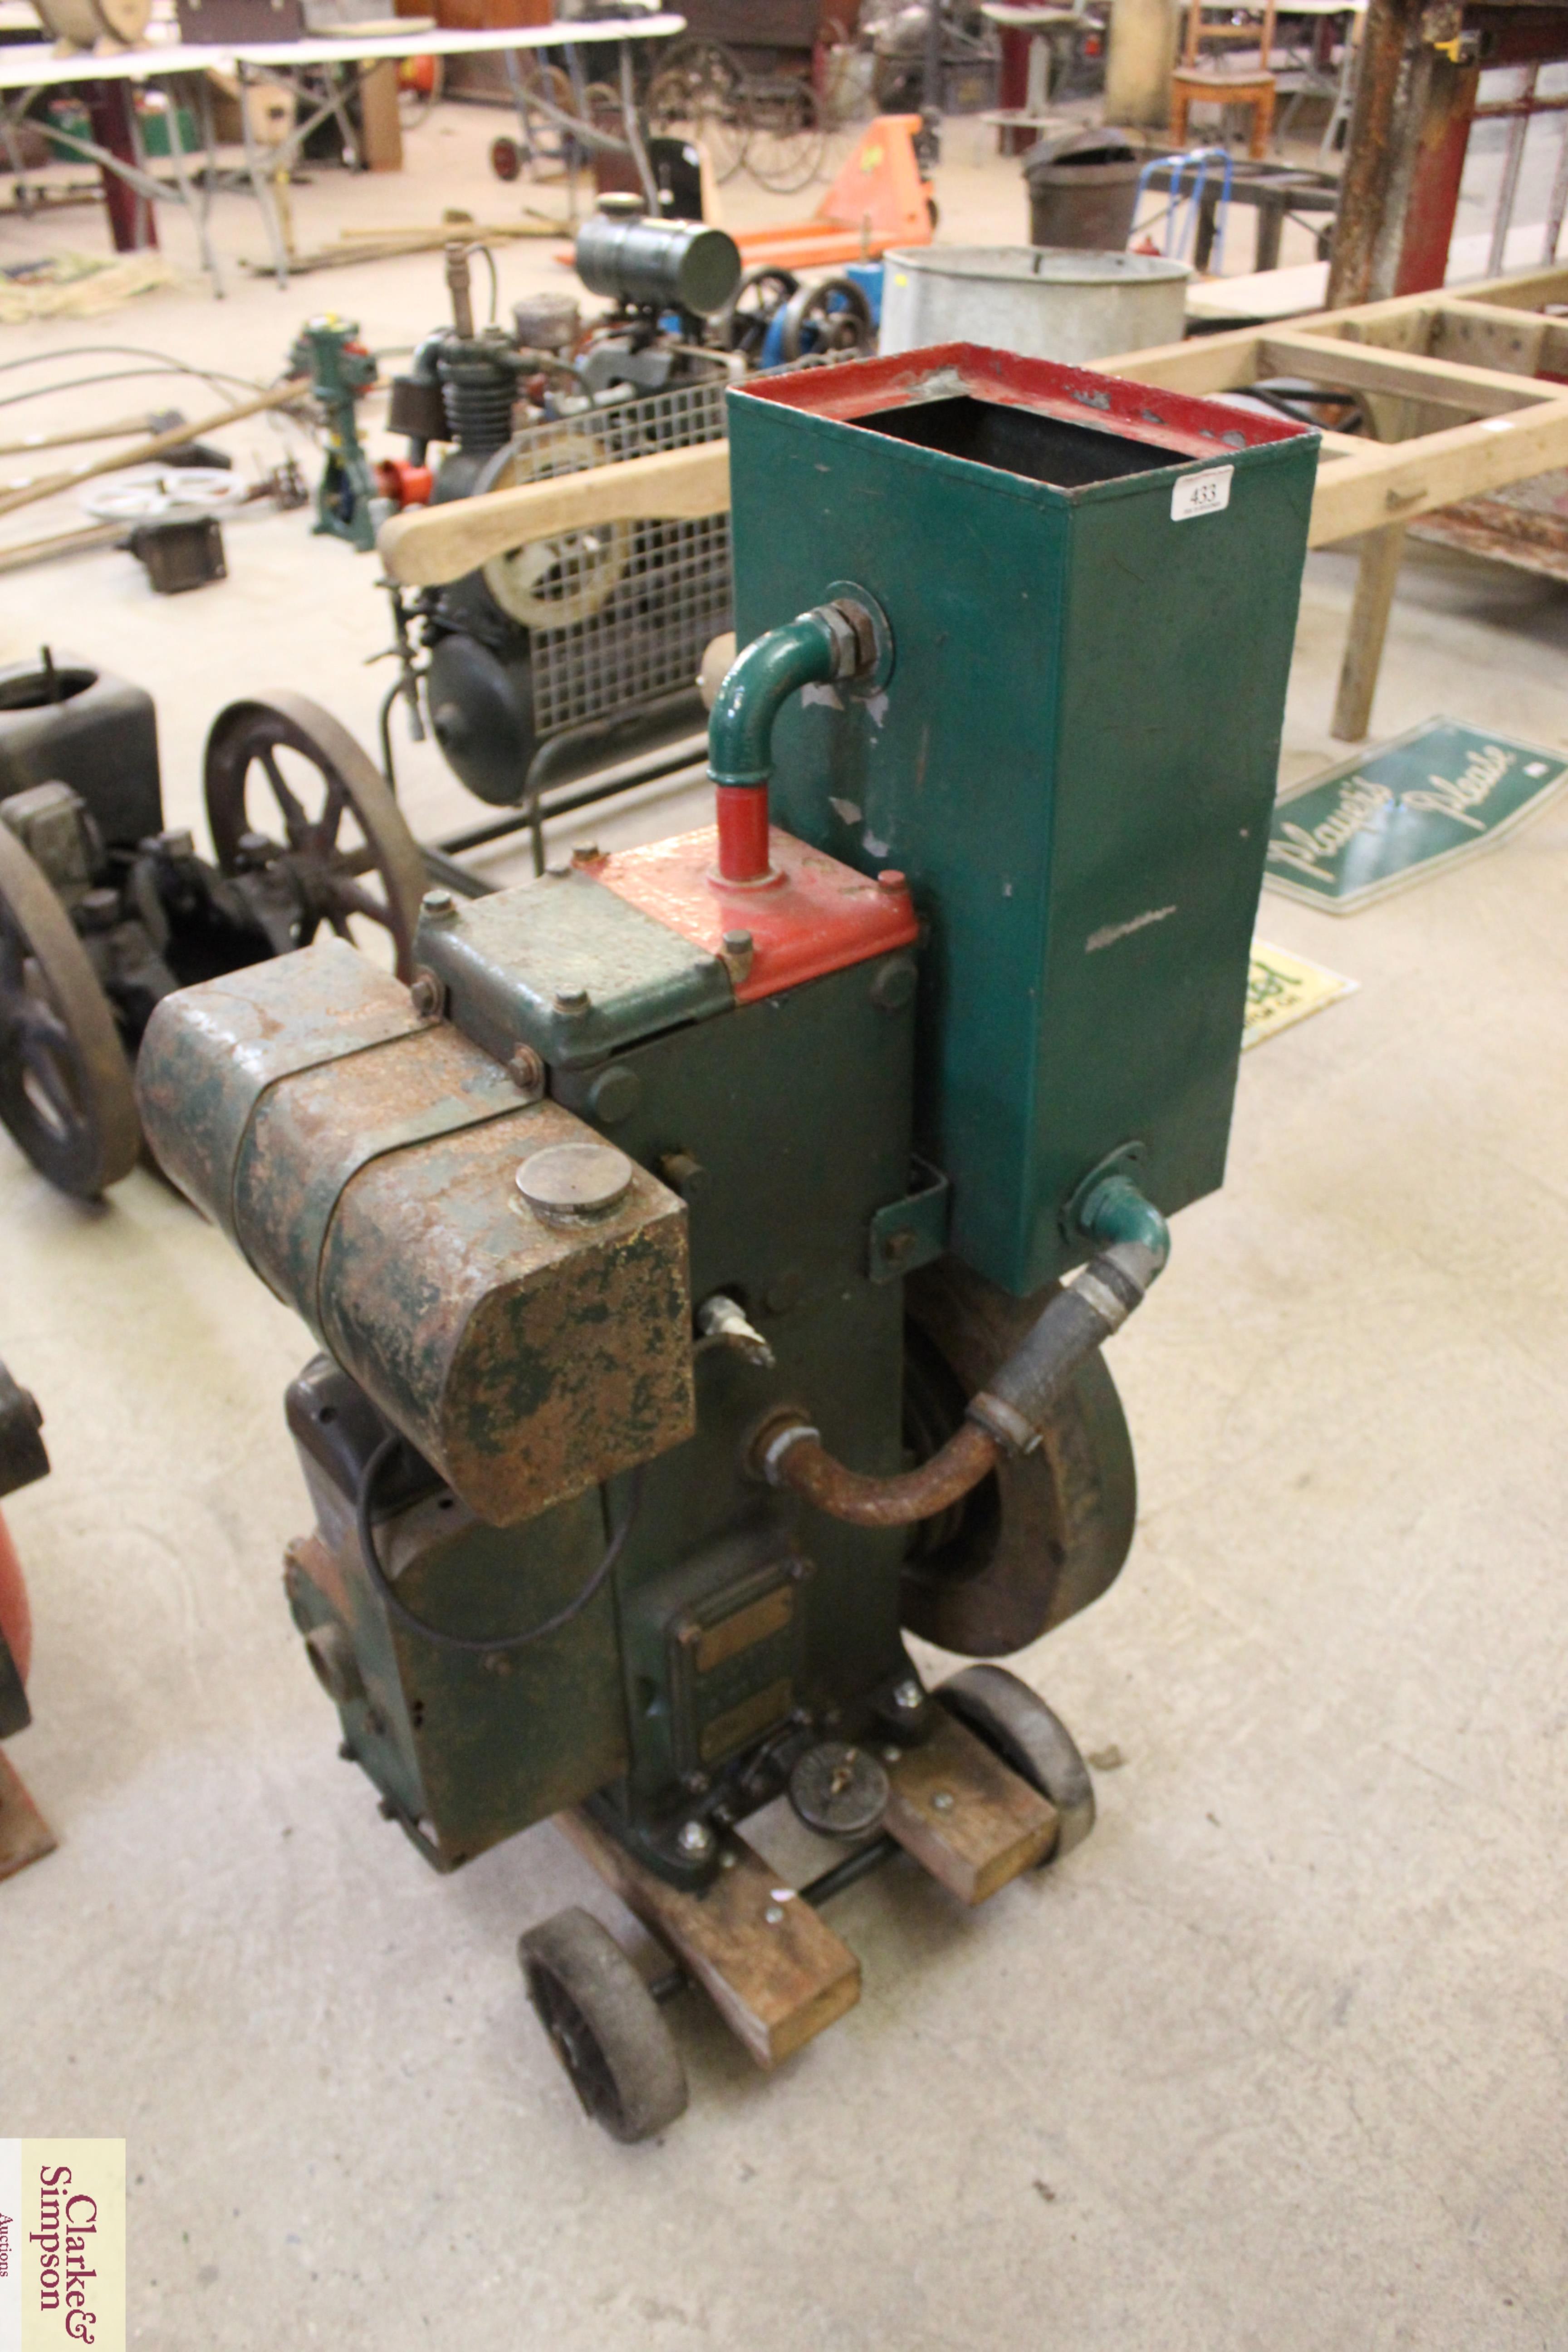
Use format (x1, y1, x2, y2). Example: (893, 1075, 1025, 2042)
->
(1071, 1267, 1135, 1333)
(759, 1420, 821, 1484)
(966, 1391, 1039, 1458)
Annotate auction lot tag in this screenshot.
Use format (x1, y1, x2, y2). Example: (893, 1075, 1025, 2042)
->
(0, 2142, 124, 2352)
(1172, 466, 1233, 520)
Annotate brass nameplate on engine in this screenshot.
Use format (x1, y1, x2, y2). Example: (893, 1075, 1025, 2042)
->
(694, 1585, 794, 1675)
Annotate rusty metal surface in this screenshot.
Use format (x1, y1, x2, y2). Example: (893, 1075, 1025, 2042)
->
(416, 867, 732, 1073)
(1393, 52, 1480, 296)
(136, 940, 422, 1245)
(319, 1101, 694, 1525)
(768, 1415, 999, 1528)
(1326, 0, 1432, 309)
(236, 1021, 529, 1325)
(1411, 466, 1568, 576)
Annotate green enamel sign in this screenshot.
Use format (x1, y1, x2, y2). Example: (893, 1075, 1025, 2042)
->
(1265, 718, 1568, 912)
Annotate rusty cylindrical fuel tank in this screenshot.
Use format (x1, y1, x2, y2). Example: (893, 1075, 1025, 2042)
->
(136, 941, 695, 1525)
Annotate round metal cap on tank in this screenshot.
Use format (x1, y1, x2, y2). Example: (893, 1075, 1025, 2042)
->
(516, 1142, 633, 1230)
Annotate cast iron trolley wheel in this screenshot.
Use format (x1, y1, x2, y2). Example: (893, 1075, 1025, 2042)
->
(778, 274, 876, 362)
(899, 1255, 1137, 1658)
(646, 39, 750, 183)
(519, 1906, 688, 2142)
(203, 692, 427, 982)
(937, 1666, 1096, 1864)
(744, 78, 827, 195)
(0, 822, 139, 1198)
(720, 265, 801, 362)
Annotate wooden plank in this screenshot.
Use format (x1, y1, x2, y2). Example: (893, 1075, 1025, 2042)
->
(0, 378, 310, 524)
(1307, 397, 1568, 543)
(1259, 333, 1555, 414)
(377, 439, 732, 588)
(1099, 328, 1265, 394)
(357, 57, 403, 172)
(883, 1710, 1056, 1906)
(1332, 522, 1408, 740)
(1427, 303, 1547, 378)
(1452, 264, 1568, 313)
(0, 1747, 57, 1881)
(556, 1807, 860, 2071)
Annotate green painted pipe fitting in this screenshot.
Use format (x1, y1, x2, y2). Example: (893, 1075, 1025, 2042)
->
(706, 610, 843, 789)
(1077, 1174, 1171, 1276)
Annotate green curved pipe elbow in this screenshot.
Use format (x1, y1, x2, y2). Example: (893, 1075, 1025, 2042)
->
(1078, 1175, 1171, 1275)
(707, 612, 841, 789)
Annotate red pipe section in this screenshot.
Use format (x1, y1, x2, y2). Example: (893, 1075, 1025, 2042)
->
(715, 784, 773, 884)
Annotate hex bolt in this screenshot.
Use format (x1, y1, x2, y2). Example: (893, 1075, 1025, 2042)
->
(722, 928, 755, 980)
(236, 828, 273, 868)
(877, 868, 907, 894)
(554, 984, 590, 1015)
(507, 1044, 544, 1095)
(931, 1790, 955, 1813)
(156, 828, 195, 859)
(570, 842, 601, 867)
(77, 887, 120, 933)
(893, 1677, 923, 1713)
(408, 970, 442, 1019)
(659, 1150, 709, 1202)
(421, 887, 456, 921)
(719, 1850, 739, 1871)
(676, 1819, 713, 1858)
(763, 1904, 784, 1925)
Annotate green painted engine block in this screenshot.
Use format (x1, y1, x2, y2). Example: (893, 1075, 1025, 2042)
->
(135, 346, 1314, 1893)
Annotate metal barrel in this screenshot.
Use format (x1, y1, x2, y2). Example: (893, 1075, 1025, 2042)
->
(573, 216, 742, 318)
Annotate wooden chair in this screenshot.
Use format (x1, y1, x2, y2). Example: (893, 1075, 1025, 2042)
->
(1169, 0, 1278, 160)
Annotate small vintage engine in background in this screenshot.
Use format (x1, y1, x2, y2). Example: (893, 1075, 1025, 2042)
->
(0, 651, 424, 1197)
(363, 219, 875, 858)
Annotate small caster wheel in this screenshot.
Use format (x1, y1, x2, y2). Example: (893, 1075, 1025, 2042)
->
(938, 1665, 1095, 1863)
(490, 135, 522, 182)
(519, 1906, 687, 2142)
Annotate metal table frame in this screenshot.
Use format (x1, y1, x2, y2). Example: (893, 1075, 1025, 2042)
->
(0, 14, 683, 296)
(0, 41, 231, 286)
(228, 15, 683, 287)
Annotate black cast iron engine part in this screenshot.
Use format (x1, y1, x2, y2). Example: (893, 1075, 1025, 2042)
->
(0, 684, 426, 1197)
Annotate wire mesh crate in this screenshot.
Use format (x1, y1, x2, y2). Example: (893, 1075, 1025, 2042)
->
(484, 377, 734, 744)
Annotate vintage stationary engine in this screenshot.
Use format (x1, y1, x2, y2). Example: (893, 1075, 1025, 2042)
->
(136, 346, 1316, 2139)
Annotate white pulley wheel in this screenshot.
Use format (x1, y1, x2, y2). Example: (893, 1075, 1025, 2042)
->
(81, 467, 249, 523)
(475, 429, 632, 633)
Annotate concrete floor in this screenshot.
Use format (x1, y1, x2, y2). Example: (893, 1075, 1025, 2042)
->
(2, 101, 1568, 2352)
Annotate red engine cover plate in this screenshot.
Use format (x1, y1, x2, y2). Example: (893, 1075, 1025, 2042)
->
(587, 825, 917, 1004)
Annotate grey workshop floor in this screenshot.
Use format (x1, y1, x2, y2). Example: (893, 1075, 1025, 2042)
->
(2, 108, 1568, 2352)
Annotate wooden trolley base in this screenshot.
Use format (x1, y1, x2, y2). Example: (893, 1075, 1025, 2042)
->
(0, 1747, 56, 1881)
(559, 1710, 1059, 2072)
